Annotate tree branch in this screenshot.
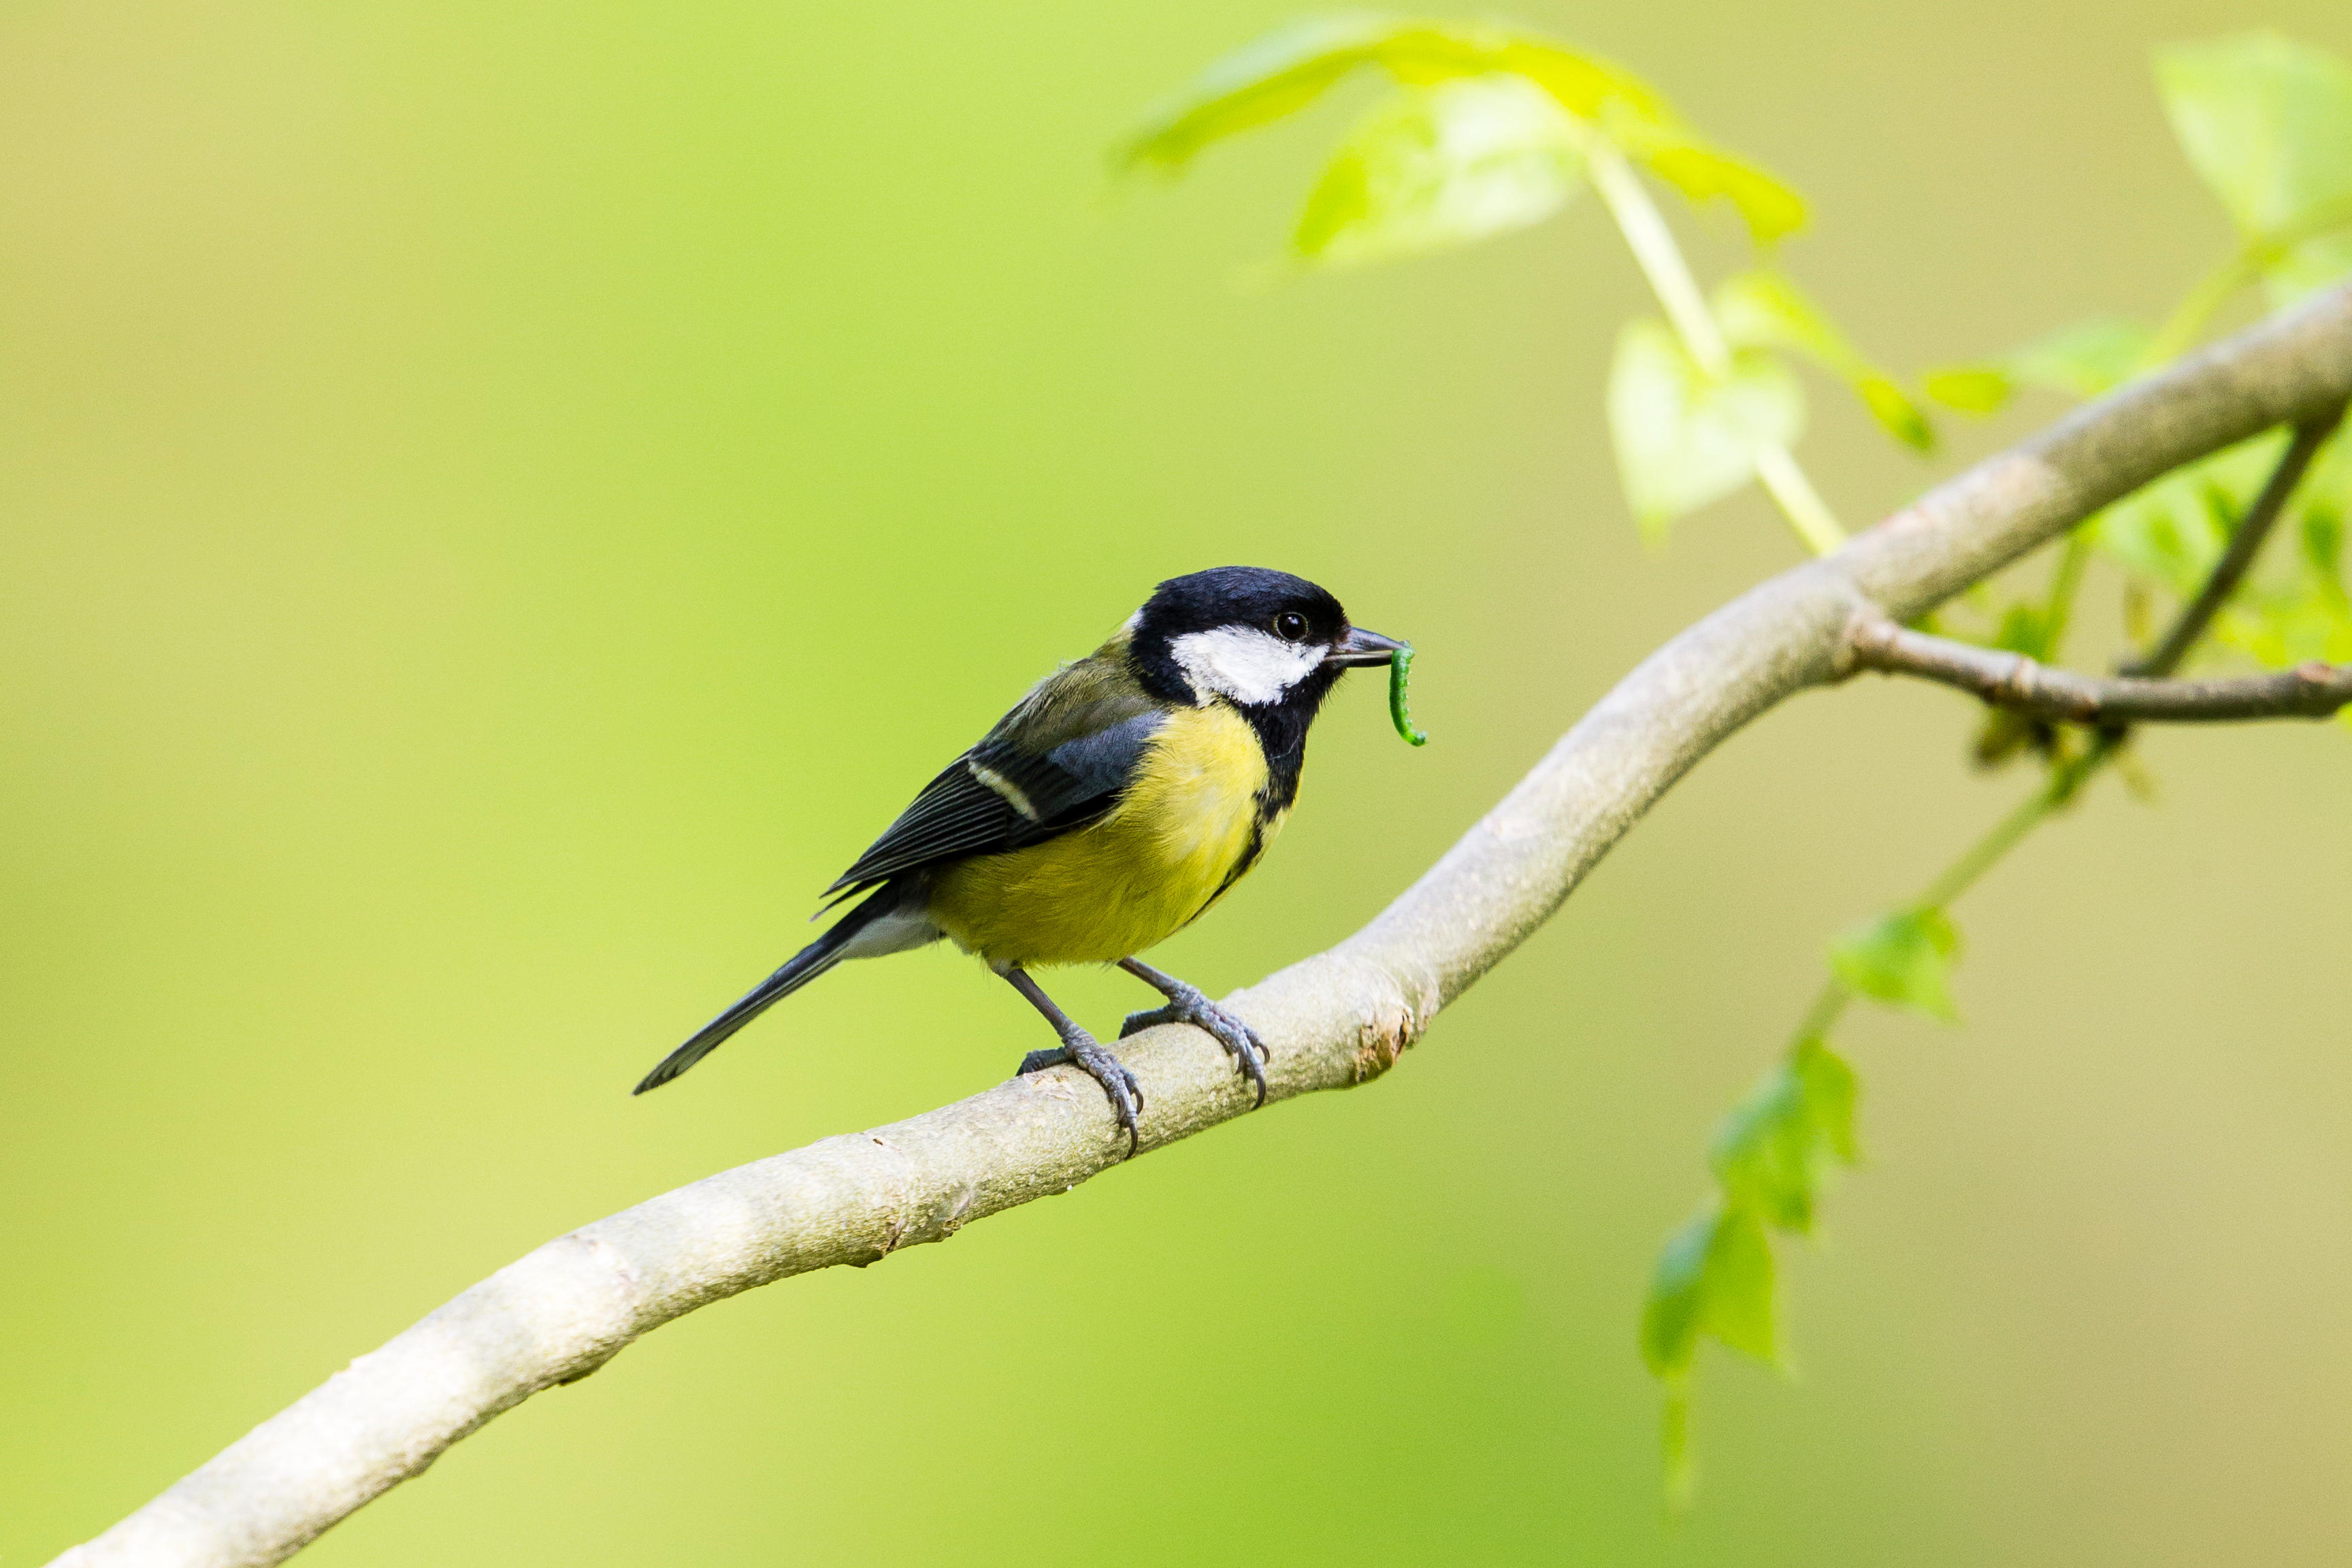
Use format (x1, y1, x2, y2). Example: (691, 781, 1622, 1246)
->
(49, 282, 2352, 1568)
(1842, 614, 2352, 722)
(1844, 399, 2352, 726)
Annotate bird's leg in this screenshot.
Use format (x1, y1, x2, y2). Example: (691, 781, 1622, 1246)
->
(1002, 966, 1143, 1157)
(1116, 956, 1269, 1108)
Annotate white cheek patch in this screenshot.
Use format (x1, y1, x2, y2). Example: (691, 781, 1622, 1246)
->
(1169, 627, 1325, 706)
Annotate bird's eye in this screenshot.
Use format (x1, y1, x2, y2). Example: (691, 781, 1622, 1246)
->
(1273, 611, 1309, 641)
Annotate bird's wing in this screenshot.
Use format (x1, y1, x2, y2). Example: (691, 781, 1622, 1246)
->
(821, 658, 1167, 896)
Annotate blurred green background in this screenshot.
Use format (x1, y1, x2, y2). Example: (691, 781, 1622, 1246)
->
(6, 0, 2352, 1562)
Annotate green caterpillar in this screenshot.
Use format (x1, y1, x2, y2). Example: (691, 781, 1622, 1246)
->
(1388, 645, 1428, 747)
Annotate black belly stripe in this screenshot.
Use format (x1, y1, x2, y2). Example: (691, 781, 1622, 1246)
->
(1212, 812, 1269, 900)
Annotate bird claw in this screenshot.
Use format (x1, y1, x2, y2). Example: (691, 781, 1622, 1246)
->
(1017, 1045, 1073, 1075)
(1120, 985, 1270, 1108)
(1017, 1035, 1143, 1157)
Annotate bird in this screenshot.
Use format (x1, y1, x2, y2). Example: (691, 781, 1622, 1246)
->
(634, 566, 1408, 1154)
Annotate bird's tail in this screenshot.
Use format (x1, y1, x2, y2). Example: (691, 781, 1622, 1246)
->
(633, 885, 906, 1094)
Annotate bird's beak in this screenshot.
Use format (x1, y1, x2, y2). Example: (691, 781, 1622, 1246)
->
(1323, 627, 1407, 668)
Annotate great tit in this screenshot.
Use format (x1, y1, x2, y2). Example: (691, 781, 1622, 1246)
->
(634, 566, 1407, 1153)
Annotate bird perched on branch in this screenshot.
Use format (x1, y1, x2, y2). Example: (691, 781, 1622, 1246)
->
(635, 566, 1409, 1154)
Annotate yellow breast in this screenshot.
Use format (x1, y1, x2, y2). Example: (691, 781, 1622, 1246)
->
(928, 704, 1284, 967)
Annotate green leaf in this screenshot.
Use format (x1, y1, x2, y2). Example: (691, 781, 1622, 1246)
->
(1921, 367, 2012, 414)
(1603, 113, 1808, 242)
(1114, 14, 1404, 176)
(1795, 1038, 1861, 1162)
(2095, 476, 2231, 598)
(1454, 32, 1671, 125)
(2008, 318, 2155, 397)
(1715, 270, 1931, 450)
(1642, 1202, 1777, 1378)
(2157, 33, 2352, 301)
(1115, 16, 1667, 177)
(1709, 1037, 1861, 1234)
(1923, 317, 2152, 414)
(1991, 600, 2054, 659)
(1856, 378, 1934, 451)
(1293, 76, 1584, 265)
(2304, 423, 2352, 521)
(1117, 16, 1804, 241)
(2218, 584, 2352, 669)
(2212, 466, 2352, 672)
(1829, 907, 1961, 1022)
(2302, 496, 2347, 587)
(1607, 318, 1804, 542)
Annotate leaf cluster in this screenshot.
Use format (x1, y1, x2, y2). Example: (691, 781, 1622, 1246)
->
(1639, 27, 2352, 1491)
(1642, 1037, 1859, 1383)
(1113, 13, 1927, 549)
(1929, 37, 2352, 747)
(1115, 16, 1799, 245)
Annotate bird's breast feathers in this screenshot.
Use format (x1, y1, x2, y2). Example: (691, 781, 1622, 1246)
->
(928, 702, 1283, 966)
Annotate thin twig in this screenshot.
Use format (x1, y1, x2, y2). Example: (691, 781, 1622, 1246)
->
(1844, 613, 2352, 723)
(1913, 748, 2104, 911)
(2123, 406, 2346, 678)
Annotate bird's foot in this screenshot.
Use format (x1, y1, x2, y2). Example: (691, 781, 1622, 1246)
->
(1017, 1045, 1073, 1075)
(1017, 1032, 1144, 1157)
(1121, 982, 1269, 1108)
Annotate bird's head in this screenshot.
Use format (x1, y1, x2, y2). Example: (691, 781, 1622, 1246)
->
(1124, 566, 1403, 715)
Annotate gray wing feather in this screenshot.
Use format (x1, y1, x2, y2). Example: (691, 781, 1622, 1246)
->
(1043, 710, 1163, 796)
